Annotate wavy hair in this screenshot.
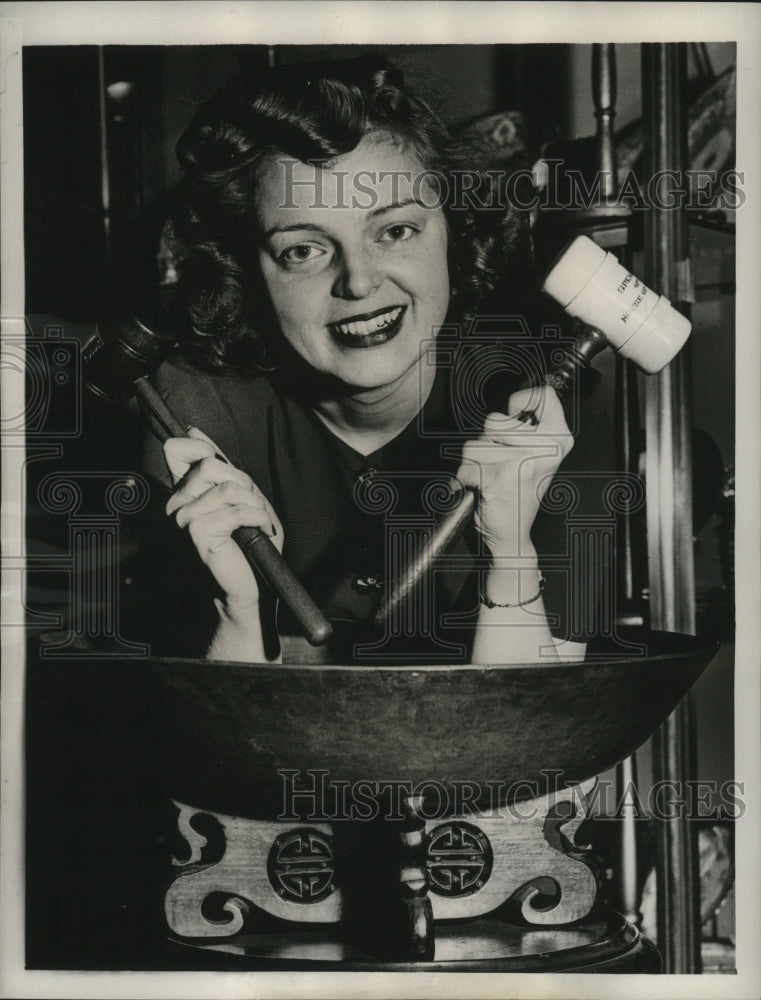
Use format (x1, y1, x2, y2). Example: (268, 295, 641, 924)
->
(168, 54, 536, 373)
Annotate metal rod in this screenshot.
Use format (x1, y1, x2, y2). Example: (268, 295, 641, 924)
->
(613, 242, 645, 618)
(616, 754, 642, 927)
(614, 358, 639, 605)
(641, 41, 700, 974)
(97, 46, 111, 264)
(592, 43, 617, 199)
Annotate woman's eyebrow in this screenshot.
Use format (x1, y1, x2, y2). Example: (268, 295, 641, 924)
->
(262, 222, 326, 240)
(261, 197, 428, 240)
(369, 197, 427, 219)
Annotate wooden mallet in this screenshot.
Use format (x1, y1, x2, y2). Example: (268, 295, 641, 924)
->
(84, 316, 333, 647)
(373, 235, 692, 628)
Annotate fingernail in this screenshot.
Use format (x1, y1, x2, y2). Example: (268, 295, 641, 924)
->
(516, 409, 539, 426)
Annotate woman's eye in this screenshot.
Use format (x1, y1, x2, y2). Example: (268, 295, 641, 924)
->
(279, 244, 326, 266)
(378, 224, 417, 244)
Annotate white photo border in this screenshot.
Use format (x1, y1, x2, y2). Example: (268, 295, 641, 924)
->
(2, 3, 759, 999)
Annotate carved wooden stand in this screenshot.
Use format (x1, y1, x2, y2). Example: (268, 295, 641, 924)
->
(162, 777, 658, 968)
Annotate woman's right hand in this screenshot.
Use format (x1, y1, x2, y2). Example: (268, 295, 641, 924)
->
(163, 427, 283, 616)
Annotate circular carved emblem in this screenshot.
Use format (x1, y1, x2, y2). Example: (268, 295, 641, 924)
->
(425, 822, 493, 897)
(267, 828, 336, 904)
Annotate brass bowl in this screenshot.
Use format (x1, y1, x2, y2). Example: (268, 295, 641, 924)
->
(140, 628, 718, 815)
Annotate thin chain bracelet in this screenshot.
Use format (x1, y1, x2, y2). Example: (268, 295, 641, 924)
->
(479, 574, 546, 609)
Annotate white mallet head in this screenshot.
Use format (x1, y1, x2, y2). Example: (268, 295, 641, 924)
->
(542, 235, 691, 374)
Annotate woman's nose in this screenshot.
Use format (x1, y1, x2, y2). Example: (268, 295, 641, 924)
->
(332, 247, 382, 300)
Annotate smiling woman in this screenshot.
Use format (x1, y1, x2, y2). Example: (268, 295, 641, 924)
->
(140, 54, 615, 666)
(253, 134, 450, 418)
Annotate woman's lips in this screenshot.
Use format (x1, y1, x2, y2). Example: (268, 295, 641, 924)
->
(328, 305, 406, 348)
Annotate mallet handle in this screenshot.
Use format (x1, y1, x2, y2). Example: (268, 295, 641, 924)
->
(134, 376, 186, 438)
(373, 326, 609, 629)
(134, 378, 333, 647)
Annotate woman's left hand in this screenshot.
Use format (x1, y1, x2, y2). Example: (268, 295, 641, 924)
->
(456, 385, 573, 556)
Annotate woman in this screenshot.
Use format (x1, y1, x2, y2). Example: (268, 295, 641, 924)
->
(142, 54, 615, 665)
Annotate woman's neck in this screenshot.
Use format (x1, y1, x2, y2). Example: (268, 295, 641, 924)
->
(310, 356, 437, 456)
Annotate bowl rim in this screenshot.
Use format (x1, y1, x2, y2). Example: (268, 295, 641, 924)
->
(144, 634, 720, 675)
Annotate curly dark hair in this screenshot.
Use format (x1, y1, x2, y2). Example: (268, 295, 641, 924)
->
(168, 54, 536, 374)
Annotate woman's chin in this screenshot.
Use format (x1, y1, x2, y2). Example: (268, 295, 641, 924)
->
(331, 356, 422, 394)
(296, 339, 420, 392)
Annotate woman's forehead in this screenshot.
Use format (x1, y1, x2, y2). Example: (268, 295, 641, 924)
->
(255, 132, 439, 230)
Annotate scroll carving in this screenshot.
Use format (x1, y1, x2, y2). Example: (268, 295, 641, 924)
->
(164, 803, 341, 939)
(165, 781, 600, 941)
(426, 778, 599, 924)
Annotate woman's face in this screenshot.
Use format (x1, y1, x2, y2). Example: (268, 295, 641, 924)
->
(254, 131, 449, 393)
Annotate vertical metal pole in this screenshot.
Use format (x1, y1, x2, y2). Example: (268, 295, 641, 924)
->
(617, 754, 642, 927)
(592, 42, 644, 929)
(613, 344, 644, 932)
(97, 46, 111, 264)
(614, 353, 642, 609)
(641, 42, 700, 973)
(592, 43, 617, 198)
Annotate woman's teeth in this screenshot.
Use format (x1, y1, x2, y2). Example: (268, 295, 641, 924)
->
(332, 306, 403, 339)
